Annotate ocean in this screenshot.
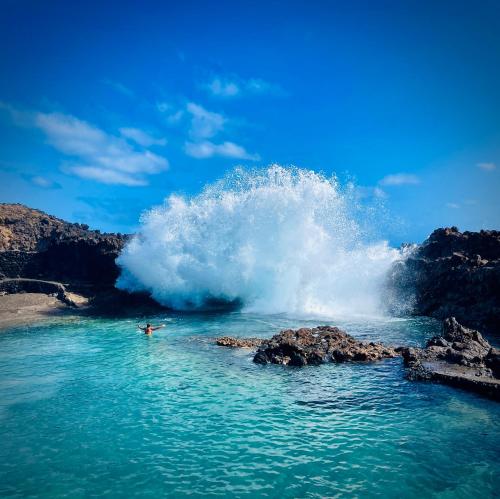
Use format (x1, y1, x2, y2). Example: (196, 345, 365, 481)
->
(1, 312, 499, 498)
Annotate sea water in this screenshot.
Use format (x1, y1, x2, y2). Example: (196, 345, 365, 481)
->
(1, 313, 499, 498)
(2, 166, 499, 496)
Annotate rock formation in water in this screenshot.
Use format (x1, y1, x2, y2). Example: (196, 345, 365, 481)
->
(387, 227, 500, 333)
(218, 326, 399, 366)
(0, 203, 161, 313)
(401, 317, 500, 400)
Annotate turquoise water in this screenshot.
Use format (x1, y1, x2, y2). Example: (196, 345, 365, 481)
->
(0, 313, 499, 498)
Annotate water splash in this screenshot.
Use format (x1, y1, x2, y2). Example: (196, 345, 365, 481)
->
(117, 165, 401, 316)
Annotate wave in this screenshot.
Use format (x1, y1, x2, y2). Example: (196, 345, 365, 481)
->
(116, 165, 402, 316)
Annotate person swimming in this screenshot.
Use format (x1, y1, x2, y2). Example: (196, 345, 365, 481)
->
(137, 323, 166, 335)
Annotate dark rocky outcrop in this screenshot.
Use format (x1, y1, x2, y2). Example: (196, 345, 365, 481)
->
(0, 203, 127, 287)
(251, 326, 399, 366)
(401, 317, 500, 400)
(387, 227, 500, 334)
(0, 203, 163, 315)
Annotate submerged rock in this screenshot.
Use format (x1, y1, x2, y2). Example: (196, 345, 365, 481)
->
(216, 337, 263, 348)
(252, 326, 399, 366)
(401, 317, 500, 400)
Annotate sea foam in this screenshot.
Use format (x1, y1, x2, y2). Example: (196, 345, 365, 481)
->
(116, 165, 401, 316)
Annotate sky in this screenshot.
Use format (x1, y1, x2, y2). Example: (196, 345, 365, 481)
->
(0, 0, 499, 244)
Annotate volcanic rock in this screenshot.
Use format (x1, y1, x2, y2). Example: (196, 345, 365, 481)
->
(0, 203, 127, 287)
(401, 317, 500, 400)
(0, 203, 164, 316)
(252, 326, 399, 366)
(386, 227, 500, 333)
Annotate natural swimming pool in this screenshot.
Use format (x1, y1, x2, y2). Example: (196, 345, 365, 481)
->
(1, 313, 499, 498)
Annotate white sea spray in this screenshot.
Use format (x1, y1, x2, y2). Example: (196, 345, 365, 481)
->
(117, 165, 402, 316)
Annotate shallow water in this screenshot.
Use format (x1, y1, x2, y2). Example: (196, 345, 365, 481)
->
(0, 313, 499, 498)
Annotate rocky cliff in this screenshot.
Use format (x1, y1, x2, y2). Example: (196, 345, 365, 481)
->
(387, 227, 500, 334)
(0, 203, 127, 289)
(0, 204, 164, 313)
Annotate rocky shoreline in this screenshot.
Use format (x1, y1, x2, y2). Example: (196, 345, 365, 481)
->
(217, 319, 500, 400)
(0, 203, 166, 323)
(2, 204, 499, 330)
(401, 317, 499, 400)
(2, 203, 500, 400)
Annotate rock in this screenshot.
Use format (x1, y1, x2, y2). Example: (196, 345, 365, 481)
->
(0, 203, 127, 287)
(0, 278, 81, 307)
(386, 227, 500, 333)
(485, 348, 500, 378)
(252, 326, 399, 366)
(0, 204, 165, 316)
(216, 337, 263, 348)
(401, 317, 500, 400)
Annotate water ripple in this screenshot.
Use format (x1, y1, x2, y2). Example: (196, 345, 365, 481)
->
(0, 314, 499, 498)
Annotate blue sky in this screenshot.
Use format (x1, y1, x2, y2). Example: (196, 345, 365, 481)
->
(0, 0, 499, 244)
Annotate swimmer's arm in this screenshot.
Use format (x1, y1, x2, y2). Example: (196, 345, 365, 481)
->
(137, 324, 146, 331)
(152, 325, 166, 330)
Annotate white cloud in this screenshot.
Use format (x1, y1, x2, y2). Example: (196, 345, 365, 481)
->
(119, 127, 167, 147)
(67, 166, 148, 186)
(167, 110, 184, 124)
(102, 79, 134, 97)
(476, 162, 496, 171)
(446, 202, 460, 209)
(2, 106, 169, 186)
(204, 75, 286, 98)
(246, 78, 282, 95)
(379, 173, 420, 186)
(186, 102, 225, 139)
(156, 102, 185, 124)
(184, 140, 260, 161)
(207, 78, 240, 97)
(24, 175, 61, 189)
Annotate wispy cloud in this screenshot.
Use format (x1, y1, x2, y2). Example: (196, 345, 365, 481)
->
(204, 75, 286, 98)
(119, 127, 167, 147)
(206, 78, 240, 97)
(68, 166, 148, 186)
(156, 102, 185, 124)
(246, 78, 285, 95)
(446, 202, 460, 209)
(476, 162, 496, 171)
(186, 102, 225, 139)
(184, 141, 260, 161)
(379, 173, 420, 186)
(102, 79, 134, 97)
(1, 103, 169, 186)
(23, 174, 62, 189)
